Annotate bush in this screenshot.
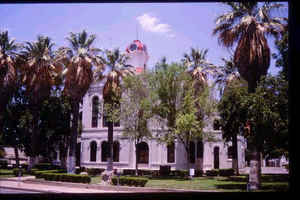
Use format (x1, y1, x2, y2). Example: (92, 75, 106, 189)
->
(42, 173, 91, 183)
(171, 170, 188, 178)
(21, 164, 28, 170)
(111, 176, 148, 187)
(13, 168, 26, 177)
(0, 159, 8, 169)
(35, 163, 59, 170)
(123, 169, 136, 176)
(159, 165, 171, 177)
(86, 168, 105, 176)
(219, 168, 235, 176)
(33, 169, 65, 178)
(0, 169, 14, 175)
(205, 169, 219, 176)
(195, 169, 204, 177)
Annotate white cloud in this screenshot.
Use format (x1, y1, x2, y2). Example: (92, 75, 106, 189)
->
(136, 13, 175, 37)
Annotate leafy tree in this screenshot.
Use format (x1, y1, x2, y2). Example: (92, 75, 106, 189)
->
(56, 30, 103, 173)
(120, 73, 153, 175)
(218, 78, 248, 175)
(213, 2, 287, 189)
(95, 48, 134, 172)
(272, 18, 288, 81)
(150, 63, 215, 169)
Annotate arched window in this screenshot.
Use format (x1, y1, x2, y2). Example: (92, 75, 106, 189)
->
(137, 142, 149, 164)
(91, 96, 99, 128)
(228, 146, 233, 159)
(113, 141, 120, 162)
(101, 141, 109, 162)
(197, 140, 203, 159)
(90, 141, 97, 162)
(167, 142, 175, 163)
(189, 141, 195, 163)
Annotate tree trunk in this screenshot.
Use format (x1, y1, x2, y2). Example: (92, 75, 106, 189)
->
(247, 82, 261, 190)
(28, 107, 40, 170)
(14, 145, 20, 168)
(186, 146, 190, 170)
(107, 121, 113, 172)
(67, 101, 79, 174)
(60, 137, 68, 170)
(232, 134, 239, 175)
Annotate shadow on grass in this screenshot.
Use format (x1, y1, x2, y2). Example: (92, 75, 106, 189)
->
(215, 183, 247, 190)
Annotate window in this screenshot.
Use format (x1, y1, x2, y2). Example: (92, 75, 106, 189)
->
(167, 142, 175, 163)
(228, 146, 233, 159)
(90, 141, 97, 162)
(189, 141, 195, 163)
(101, 141, 109, 162)
(91, 96, 99, 128)
(137, 142, 149, 164)
(113, 141, 120, 162)
(197, 140, 203, 159)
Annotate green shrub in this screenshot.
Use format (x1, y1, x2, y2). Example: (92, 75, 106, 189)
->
(86, 168, 105, 176)
(111, 176, 148, 187)
(195, 169, 204, 177)
(171, 170, 188, 178)
(219, 168, 235, 176)
(123, 169, 136, 175)
(159, 165, 171, 177)
(13, 168, 26, 177)
(34, 163, 59, 170)
(0, 159, 8, 169)
(0, 169, 14, 175)
(42, 173, 91, 183)
(205, 169, 219, 176)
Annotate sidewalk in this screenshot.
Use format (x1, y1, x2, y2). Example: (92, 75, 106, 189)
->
(0, 176, 130, 193)
(239, 167, 289, 174)
(0, 176, 217, 194)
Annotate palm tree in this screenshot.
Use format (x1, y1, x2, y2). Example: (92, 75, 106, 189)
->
(20, 35, 59, 169)
(213, 2, 286, 189)
(56, 30, 103, 173)
(0, 31, 20, 124)
(95, 48, 134, 172)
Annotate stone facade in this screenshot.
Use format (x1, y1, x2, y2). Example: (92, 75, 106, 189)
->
(78, 81, 247, 171)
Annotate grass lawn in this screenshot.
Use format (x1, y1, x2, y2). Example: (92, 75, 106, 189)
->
(89, 174, 288, 192)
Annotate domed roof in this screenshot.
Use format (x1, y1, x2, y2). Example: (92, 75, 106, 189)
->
(125, 40, 149, 74)
(126, 40, 148, 53)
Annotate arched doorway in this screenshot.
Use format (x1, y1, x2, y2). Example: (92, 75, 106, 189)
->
(90, 141, 97, 162)
(214, 146, 220, 169)
(76, 143, 81, 167)
(137, 142, 149, 164)
(101, 141, 109, 162)
(113, 141, 120, 162)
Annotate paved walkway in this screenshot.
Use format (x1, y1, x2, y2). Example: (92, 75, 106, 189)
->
(239, 167, 289, 174)
(0, 176, 131, 193)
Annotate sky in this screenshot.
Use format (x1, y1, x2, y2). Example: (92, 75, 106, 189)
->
(0, 2, 288, 76)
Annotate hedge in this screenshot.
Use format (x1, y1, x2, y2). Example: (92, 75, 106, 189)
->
(13, 168, 27, 177)
(42, 173, 91, 184)
(171, 170, 189, 177)
(86, 168, 105, 176)
(205, 169, 219, 176)
(34, 163, 61, 170)
(111, 176, 148, 187)
(0, 169, 14, 175)
(33, 170, 65, 178)
(219, 168, 235, 176)
(0, 159, 8, 169)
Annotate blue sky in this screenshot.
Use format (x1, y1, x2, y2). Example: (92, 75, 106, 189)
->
(0, 2, 288, 75)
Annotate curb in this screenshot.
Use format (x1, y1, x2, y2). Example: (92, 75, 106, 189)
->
(0, 186, 55, 193)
